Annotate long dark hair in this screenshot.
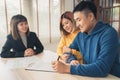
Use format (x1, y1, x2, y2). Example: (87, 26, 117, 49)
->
(10, 14, 30, 40)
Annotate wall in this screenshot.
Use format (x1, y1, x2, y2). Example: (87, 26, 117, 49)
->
(63, 0, 74, 12)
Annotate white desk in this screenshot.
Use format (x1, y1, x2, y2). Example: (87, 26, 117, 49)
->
(0, 50, 119, 80)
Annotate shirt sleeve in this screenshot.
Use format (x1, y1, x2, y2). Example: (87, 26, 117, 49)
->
(33, 33, 44, 54)
(1, 36, 24, 58)
(69, 34, 79, 51)
(67, 34, 81, 63)
(57, 37, 65, 56)
(71, 49, 83, 64)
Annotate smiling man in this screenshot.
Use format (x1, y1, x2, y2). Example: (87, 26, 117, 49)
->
(52, 1, 120, 77)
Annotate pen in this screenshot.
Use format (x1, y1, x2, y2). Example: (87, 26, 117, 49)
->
(57, 56, 60, 61)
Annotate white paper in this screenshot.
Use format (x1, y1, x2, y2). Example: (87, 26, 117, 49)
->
(26, 60, 55, 72)
(5, 56, 40, 69)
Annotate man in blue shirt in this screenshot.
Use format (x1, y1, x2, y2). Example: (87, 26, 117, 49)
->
(52, 1, 120, 77)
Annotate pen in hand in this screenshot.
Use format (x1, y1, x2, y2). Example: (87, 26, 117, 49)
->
(51, 56, 60, 66)
(57, 56, 60, 61)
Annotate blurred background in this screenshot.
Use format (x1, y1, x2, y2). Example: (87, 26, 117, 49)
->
(0, 0, 120, 52)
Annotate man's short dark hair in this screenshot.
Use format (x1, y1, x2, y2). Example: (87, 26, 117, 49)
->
(73, 1, 97, 18)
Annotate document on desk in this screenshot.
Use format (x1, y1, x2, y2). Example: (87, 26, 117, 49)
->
(5, 56, 40, 69)
(25, 60, 55, 72)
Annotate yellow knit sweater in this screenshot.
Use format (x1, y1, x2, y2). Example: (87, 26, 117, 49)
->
(57, 30, 83, 64)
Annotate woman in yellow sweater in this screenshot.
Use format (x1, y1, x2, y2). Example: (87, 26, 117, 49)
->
(57, 11, 82, 64)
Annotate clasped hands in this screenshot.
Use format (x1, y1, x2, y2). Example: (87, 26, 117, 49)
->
(24, 48, 35, 57)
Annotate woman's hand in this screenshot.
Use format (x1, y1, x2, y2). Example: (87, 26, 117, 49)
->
(59, 54, 69, 63)
(24, 48, 35, 57)
(70, 60, 79, 65)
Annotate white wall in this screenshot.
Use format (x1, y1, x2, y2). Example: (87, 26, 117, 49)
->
(22, 0, 33, 32)
(63, 0, 74, 12)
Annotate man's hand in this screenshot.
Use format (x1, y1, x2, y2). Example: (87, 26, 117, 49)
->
(52, 61, 70, 73)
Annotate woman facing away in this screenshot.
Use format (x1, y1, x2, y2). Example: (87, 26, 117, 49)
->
(57, 11, 83, 65)
(1, 14, 44, 58)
